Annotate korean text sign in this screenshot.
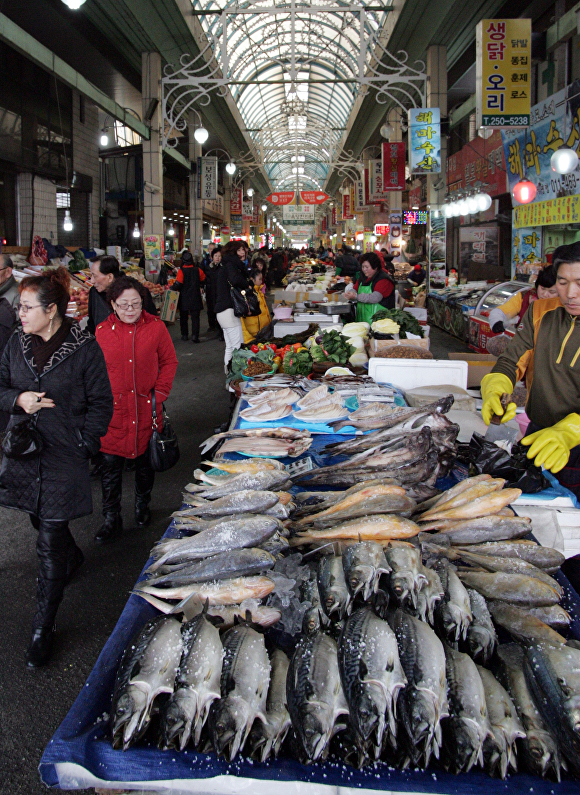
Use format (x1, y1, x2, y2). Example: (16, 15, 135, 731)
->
(381, 142, 406, 188)
(408, 109, 441, 174)
(197, 157, 218, 200)
(476, 19, 531, 128)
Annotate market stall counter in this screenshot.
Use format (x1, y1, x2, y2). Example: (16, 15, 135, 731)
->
(40, 371, 580, 794)
(428, 283, 495, 342)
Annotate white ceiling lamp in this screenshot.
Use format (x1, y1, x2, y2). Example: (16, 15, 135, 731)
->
(551, 146, 579, 175)
(62, 0, 87, 8)
(168, 224, 175, 236)
(475, 192, 492, 212)
(467, 195, 479, 214)
(380, 122, 394, 139)
(458, 199, 470, 216)
(261, 204, 267, 211)
(132, 222, 140, 239)
(194, 126, 209, 144)
(63, 209, 73, 232)
(100, 130, 109, 147)
(225, 162, 237, 175)
(247, 187, 254, 197)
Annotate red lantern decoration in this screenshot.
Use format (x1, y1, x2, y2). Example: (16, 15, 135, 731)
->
(512, 179, 537, 205)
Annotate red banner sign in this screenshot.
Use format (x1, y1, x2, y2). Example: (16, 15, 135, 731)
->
(382, 142, 406, 190)
(252, 204, 259, 224)
(230, 188, 243, 215)
(266, 192, 295, 205)
(342, 191, 353, 220)
(321, 215, 327, 232)
(374, 224, 390, 236)
(446, 130, 506, 197)
(331, 206, 337, 226)
(300, 191, 329, 205)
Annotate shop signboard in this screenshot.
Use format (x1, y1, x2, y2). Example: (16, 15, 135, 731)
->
(459, 225, 500, 281)
(369, 159, 390, 202)
(242, 201, 254, 221)
(197, 156, 218, 200)
(408, 108, 441, 174)
(476, 19, 531, 128)
(266, 191, 295, 205)
(389, 209, 403, 260)
(374, 224, 389, 235)
(231, 215, 243, 236)
(282, 203, 315, 222)
(144, 234, 163, 260)
(299, 191, 329, 204)
(502, 79, 580, 204)
(321, 215, 327, 232)
(446, 130, 507, 197)
(342, 190, 353, 220)
(514, 193, 580, 227)
(331, 206, 337, 226)
(428, 211, 447, 289)
(258, 210, 265, 234)
(381, 142, 405, 189)
(355, 179, 367, 211)
(252, 204, 259, 224)
(512, 223, 543, 280)
(363, 227, 374, 252)
(220, 225, 230, 244)
(230, 188, 243, 215)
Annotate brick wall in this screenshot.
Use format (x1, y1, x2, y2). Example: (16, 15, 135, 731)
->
(17, 173, 57, 245)
(72, 91, 100, 248)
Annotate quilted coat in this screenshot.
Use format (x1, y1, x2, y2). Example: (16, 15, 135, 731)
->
(96, 311, 178, 459)
(0, 324, 113, 521)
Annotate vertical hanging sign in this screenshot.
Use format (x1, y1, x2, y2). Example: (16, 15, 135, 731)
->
(342, 191, 353, 220)
(381, 142, 406, 189)
(355, 179, 366, 211)
(197, 157, 218, 200)
(242, 201, 254, 221)
(331, 206, 337, 226)
(389, 210, 403, 260)
(408, 109, 441, 173)
(230, 188, 243, 215)
(476, 19, 531, 128)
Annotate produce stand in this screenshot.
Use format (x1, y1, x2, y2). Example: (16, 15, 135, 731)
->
(40, 368, 580, 793)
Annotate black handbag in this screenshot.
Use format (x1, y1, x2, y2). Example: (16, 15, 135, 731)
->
(2, 414, 43, 459)
(148, 390, 180, 472)
(229, 281, 261, 318)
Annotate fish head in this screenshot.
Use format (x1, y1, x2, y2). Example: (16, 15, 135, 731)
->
(406, 689, 438, 748)
(347, 564, 374, 599)
(390, 572, 415, 605)
(209, 696, 250, 761)
(466, 626, 496, 664)
(295, 703, 333, 761)
(451, 716, 487, 773)
(350, 682, 384, 743)
(159, 691, 196, 751)
(110, 686, 148, 751)
(524, 729, 559, 778)
(439, 603, 467, 642)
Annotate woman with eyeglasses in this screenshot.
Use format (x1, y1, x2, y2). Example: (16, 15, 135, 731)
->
(0, 267, 113, 667)
(94, 276, 178, 547)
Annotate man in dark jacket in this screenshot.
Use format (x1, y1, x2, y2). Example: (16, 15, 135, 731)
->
(335, 245, 360, 279)
(175, 251, 206, 342)
(88, 255, 157, 334)
(0, 254, 20, 308)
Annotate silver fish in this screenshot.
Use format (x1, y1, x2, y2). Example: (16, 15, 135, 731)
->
(330, 394, 454, 432)
(386, 545, 427, 608)
(464, 589, 496, 665)
(247, 648, 291, 762)
(200, 426, 311, 455)
(159, 609, 223, 750)
(317, 555, 351, 619)
(110, 615, 183, 750)
(488, 601, 567, 646)
(338, 608, 406, 749)
(414, 565, 444, 625)
(147, 548, 276, 587)
(434, 560, 472, 643)
(426, 516, 532, 544)
(495, 644, 564, 781)
(526, 604, 571, 631)
(442, 644, 492, 774)
(286, 631, 349, 762)
(209, 624, 271, 761)
(301, 575, 326, 634)
(458, 571, 560, 607)
(477, 665, 525, 779)
(187, 470, 291, 499)
(391, 609, 449, 768)
(342, 541, 391, 601)
(456, 541, 565, 573)
(177, 490, 280, 518)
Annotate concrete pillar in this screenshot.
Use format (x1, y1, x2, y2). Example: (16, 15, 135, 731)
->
(426, 45, 447, 207)
(142, 53, 164, 278)
(189, 114, 203, 256)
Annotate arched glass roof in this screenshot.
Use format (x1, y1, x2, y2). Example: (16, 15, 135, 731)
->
(190, 0, 391, 189)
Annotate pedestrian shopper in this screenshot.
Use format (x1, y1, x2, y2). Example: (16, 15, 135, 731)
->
(0, 253, 21, 308)
(242, 269, 271, 342)
(95, 276, 178, 545)
(214, 240, 252, 370)
(334, 245, 360, 279)
(87, 255, 157, 334)
(203, 246, 222, 334)
(174, 251, 206, 343)
(253, 256, 268, 292)
(0, 267, 113, 667)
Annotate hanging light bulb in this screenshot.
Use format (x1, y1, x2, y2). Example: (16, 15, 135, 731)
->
(370, 234, 377, 243)
(193, 126, 209, 144)
(512, 179, 537, 205)
(443, 203, 454, 218)
(63, 210, 73, 232)
(225, 162, 237, 175)
(467, 195, 479, 214)
(168, 224, 175, 236)
(551, 146, 579, 175)
(261, 204, 267, 211)
(449, 202, 461, 218)
(475, 192, 493, 212)
(458, 198, 471, 216)
(132, 222, 140, 239)
(100, 130, 109, 147)
(62, 0, 87, 8)
(380, 122, 394, 140)
(247, 188, 254, 197)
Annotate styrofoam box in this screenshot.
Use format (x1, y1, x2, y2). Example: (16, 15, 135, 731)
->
(404, 306, 428, 322)
(369, 358, 468, 391)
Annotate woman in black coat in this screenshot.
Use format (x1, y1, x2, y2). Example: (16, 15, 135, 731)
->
(214, 240, 252, 370)
(203, 246, 222, 333)
(175, 251, 206, 343)
(0, 268, 113, 667)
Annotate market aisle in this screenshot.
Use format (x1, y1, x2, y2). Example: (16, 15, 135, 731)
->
(0, 319, 231, 795)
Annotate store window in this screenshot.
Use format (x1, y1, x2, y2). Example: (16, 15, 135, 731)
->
(114, 121, 141, 148)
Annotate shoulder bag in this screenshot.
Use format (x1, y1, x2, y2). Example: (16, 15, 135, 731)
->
(148, 390, 180, 472)
(229, 281, 261, 318)
(2, 414, 43, 459)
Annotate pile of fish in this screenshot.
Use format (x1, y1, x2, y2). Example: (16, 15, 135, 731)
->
(200, 427, 313, 458)
(112, 458, 580, 783)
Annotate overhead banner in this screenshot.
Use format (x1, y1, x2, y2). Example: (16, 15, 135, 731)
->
(369, 159, 390, 202)
(252, 204, 259, 224)
(512, 223, 542, 280)
(502, 79, 580, 205)
(409, 108, 441, 173)
(266, 191, 295, 205)
(381, 142, 405, 189)
(342, 190, 353, 220)
(331, 206, 337, 226)
(514, 194, 580, 228)
(197, 156, 218, 200)
(300, 191, 329, 205)
(321, 215, 327, 232)
(242, 201, 254, 221)
(282, 203, 315, 222)
(447, 130, 507, 196)
(230, 188, 243, 215)
(389, 210, 403, 261)
(355, 180, 367, 211)
(476, 19, 531, 128)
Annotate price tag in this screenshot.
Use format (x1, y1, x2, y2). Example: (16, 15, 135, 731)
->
(285, 456, 315, 477)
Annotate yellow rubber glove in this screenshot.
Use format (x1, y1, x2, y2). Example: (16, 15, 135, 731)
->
(521, 413, 580, 473)
(480, 372, 517, 426)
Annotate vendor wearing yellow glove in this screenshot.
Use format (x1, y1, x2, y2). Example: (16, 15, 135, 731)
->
(481, 242, 580, 496)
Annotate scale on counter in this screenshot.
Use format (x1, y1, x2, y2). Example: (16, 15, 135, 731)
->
(294, 312, 340, 323)
(303, 302, 352, 315)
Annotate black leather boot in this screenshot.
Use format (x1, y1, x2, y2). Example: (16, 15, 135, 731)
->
(135, 451, 155, 528)
(66, 543, 85, 583)
(94, 513, 123, 545)
(26, 626, 55, 668)
(135, 505, 151, 527)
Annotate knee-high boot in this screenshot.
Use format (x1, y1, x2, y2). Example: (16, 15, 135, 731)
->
(95, 453, 124, 544)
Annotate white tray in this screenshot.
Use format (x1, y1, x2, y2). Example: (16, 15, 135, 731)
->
(368, 358, 468, 391)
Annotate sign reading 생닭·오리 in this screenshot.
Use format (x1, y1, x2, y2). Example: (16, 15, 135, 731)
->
(476, 19, 531, 128)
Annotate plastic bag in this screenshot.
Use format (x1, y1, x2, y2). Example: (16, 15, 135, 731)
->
(457, 433, 549, 493)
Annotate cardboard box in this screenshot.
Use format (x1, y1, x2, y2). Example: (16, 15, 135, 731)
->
(448, 352, 497, 388)
(159, 289, 179, 324)
(469, 316, 514, 354)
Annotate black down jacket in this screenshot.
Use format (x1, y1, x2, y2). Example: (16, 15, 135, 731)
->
(214, 254, 252, 315)
(0, 324, 113, 521)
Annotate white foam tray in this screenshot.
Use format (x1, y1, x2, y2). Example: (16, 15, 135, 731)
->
(368, 358, 468, 391)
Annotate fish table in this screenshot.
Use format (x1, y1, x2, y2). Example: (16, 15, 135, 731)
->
(40, 416, 580, 793)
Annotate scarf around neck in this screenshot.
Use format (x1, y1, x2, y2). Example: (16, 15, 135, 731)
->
(30, 317, 74, 373)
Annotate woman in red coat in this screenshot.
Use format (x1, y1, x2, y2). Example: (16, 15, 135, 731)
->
(95, 276, 178, 544)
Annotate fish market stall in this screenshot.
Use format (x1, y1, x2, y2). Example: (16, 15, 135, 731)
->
(40, 369, 580, 794)
(427, 284, 494, 342)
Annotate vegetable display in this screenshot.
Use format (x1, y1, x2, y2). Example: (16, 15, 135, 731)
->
(282, 348, 313, 376)
(310, 330, 356, 365)
(371, 309, 425, 339)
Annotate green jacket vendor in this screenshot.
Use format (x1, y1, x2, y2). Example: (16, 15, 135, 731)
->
(344, 252, 396, 324)
(481, 242, 580, 497)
